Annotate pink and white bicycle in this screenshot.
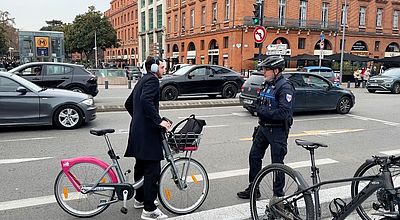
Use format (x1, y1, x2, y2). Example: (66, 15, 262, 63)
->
(54, 116, 209, 218)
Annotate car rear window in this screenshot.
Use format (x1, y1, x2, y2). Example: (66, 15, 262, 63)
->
(246, 74, 264, 84)
(319, 72, 335, 78)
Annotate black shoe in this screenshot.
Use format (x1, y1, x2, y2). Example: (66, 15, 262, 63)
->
(237, 186, 261, 199)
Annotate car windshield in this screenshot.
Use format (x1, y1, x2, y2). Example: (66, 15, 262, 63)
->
(382, 69, 400, 77)
(172, 66, 193, 76)
(10, 73, 42, 91)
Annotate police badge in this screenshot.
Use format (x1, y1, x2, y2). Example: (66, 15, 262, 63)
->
(286, 94, 292, 102)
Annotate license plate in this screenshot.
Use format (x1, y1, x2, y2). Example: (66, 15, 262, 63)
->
(369, 83, 378, 86)
(243, 99, 253, 104)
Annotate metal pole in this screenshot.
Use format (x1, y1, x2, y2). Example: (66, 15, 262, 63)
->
(339, 0, 347, 83)
(95, 31, 98, 69)
(258, 0, 265, 64)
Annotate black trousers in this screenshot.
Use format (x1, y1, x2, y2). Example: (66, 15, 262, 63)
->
(249, 126, 288, 197)
(134, 159, 161, 212)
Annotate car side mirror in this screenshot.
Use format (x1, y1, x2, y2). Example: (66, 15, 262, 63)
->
(16, 86, 27, 94)
(188, 73, 193, 79)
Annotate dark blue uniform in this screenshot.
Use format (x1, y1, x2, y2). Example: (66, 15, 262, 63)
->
(249, 74, 294, 197)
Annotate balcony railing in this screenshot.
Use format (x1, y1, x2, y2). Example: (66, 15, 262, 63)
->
(244, 16, 339, 31)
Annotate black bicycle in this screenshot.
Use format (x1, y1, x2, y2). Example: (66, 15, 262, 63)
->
(250, 139, 400, 220)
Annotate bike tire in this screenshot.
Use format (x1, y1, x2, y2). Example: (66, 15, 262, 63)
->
(158, 157, 209, 214)
(351, 159, 400, 220)
(54, 162, 115, 218)
(250, 164, 314, 220)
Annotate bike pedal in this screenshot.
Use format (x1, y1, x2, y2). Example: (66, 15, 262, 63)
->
(120, 207, 128, 214)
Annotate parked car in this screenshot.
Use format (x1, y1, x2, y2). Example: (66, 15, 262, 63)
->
(9, 62, 99, 97)
(239, 72, 355, 115)
(159, 65, 245, 100)
(366, 68, 400, 94)
(0, 72, 96, 129)
(124, 65, 142, 79)
(302, 66, 339, 85)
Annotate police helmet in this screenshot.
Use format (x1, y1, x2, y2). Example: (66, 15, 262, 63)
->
(258, 56, 285, 72)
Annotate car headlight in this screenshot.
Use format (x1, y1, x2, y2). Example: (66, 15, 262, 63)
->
(81, 98, 94, 106)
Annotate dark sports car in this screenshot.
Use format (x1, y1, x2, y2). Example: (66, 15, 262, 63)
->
(239, 72, 355, 115)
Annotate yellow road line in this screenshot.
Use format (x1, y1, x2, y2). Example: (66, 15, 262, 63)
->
(239, 129, 365, 141)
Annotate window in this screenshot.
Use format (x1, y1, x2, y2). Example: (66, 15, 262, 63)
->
(299, 0, 307, 27)
(225, 0, 230, 20)
(19, 65, 42, 76)
(141, 12, 146, 32)
(190, 67, 206, 76)
(157, 5, 162, 29)
(394, 10, 399, 29)
(190, 9, 195, 28)
(200, 40, 205, 50)
(174, 15, 178, 32)
(46, 65, 72, 75)
(341, 4, 348, 25)
(167, 17, 171, 33)
(141, 0, 145, 8)
(167, 44, 170, 53)
(278, 0, 286, 26)
(223, 37, 229, 48)
(0, 77, 20, 92)
(181, 42, 185, 52)
(303, 75, 329, 89)
(377, 8, 383, 28)
(359, 7, 366, 26)
(375, 41, 380, 51)
(212, 3, 217, 23)
(201, 6, 206, 26)
(149, 8, 154, 30)
(149, 0, 153, 4)
(298, 38, 306, 49)
(182, 12, 186, 30)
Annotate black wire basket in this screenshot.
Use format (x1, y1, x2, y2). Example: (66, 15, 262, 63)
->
(167, 132, 202, 152)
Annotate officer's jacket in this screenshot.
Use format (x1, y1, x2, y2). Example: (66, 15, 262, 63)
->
(257, 75, 295, 123)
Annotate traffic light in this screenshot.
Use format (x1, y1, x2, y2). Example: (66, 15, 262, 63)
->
(253, 3, 261, 25)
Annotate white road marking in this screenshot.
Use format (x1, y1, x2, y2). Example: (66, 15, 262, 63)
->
(0, 158, 336, 211)
(0, 157, 53, 165)
(348, 114, 400, 127)
(380, 149, 400, 155)
(205, 125, 228, 128)
(0, 137, 56, 143)
(97, 106, 243, 114)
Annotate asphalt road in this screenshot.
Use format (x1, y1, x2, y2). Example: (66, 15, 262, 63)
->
(1, 88, 399, 220)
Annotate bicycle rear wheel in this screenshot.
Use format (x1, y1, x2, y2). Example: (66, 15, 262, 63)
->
(351, 160, 400, 220)
(250, 164, 314, 220)
(54, 162, 115, 218)
(158, 157, 209, 214)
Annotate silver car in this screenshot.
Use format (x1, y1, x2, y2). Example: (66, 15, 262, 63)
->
(367, 68, 400, 94)
(0, 72, 96, 129)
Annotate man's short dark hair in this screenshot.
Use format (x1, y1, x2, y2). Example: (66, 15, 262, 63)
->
(145, 56, 161, 73)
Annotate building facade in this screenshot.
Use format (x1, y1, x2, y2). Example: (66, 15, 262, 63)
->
(104, 0, 139, 66)
(164, 0, 400, 71)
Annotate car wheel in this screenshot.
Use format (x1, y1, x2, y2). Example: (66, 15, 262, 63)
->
(221, 84, 237, 99)
(208, 94, 217, 98)
(392, 82, 400, 94)
(70, 86, 87, 94)
(367, 89, 376, 93)
(53, 105, 84, 129)
(161, 85, 179, 101)
(336, 96, 352, 114)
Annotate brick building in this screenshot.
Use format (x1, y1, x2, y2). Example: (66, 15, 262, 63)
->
(104, 0, 139, 66)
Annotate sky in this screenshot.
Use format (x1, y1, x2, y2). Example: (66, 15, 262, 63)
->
(1, 0, 110, 30)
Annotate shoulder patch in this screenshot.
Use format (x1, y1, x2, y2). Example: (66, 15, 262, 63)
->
(286, 94, 292, 102)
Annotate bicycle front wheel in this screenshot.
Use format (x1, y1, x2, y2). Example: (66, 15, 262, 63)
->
(54, 162, 115, 218)
(351, 160, 400, 220)
(250, 164, 314, 220)
(159, 157, 209, 214)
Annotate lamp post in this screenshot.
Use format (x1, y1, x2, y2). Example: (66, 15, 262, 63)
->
(339, 0, 347, 83)
(94, 31, 98, 69)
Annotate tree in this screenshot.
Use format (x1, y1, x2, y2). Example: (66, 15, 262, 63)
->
(67, 6, 118, 62)
(40, 20, 64, 32)
(0, 10, 16, 56)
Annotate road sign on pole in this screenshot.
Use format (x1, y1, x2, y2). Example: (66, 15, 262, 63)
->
(254, 26, 267, 44)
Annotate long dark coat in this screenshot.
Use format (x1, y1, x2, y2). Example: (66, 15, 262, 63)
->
(124, 73, 163, 160)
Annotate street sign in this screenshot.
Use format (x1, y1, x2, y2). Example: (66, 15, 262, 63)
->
(320, 41, 325, 49)
(267, 44, 288, 55)
(253, 26, 267, 44)
(320, 34, 325, 42)
(35, 36, 50, 57)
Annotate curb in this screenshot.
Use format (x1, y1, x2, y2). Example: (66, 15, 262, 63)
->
(96, 99, 241, 112)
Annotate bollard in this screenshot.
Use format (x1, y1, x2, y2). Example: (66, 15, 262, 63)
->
(347, 81, 351, 88)
(362, 81, 366, 88)
(128, 80, 132, 89)
(105, 80, 109, 89)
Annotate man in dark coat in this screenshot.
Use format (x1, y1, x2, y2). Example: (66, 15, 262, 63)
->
(124, 56, 171, 220)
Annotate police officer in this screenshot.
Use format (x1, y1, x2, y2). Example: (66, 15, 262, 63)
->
(237, 56, 294, 199)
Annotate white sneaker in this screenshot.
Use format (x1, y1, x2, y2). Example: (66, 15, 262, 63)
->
(134, 199, 159, 209)
(141, 208, 168, 220)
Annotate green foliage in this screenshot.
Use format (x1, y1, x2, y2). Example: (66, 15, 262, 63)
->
(40, 20, 64, 32)
(66, 6, 117, 60)
(0, 26, 8, 55)
(0, 10, 16, 56)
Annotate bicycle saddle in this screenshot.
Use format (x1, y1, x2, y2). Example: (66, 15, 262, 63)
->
(90, 129, 115, 136)
(295, 139, 328, 149)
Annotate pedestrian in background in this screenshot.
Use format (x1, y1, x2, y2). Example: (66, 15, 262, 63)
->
(237, 56, 295, 200)
(124, 56, 171, 220)
(353, 69, 361, 88)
